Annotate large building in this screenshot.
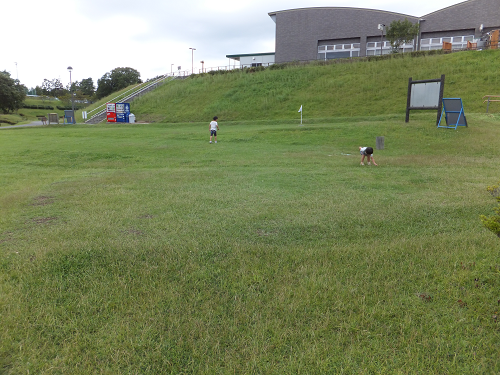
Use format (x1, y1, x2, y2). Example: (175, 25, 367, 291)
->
(268, 0, 500, 63)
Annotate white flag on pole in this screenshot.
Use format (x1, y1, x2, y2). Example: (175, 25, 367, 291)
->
(298, 105, 302, 113)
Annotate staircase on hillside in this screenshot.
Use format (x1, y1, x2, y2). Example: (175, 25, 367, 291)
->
(85, 75, 176, 124)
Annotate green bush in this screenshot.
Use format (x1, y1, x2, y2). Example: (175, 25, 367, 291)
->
(22, 104, 54, 110)
(480, 182, 500, 238)
(56, 105, 80, 110)
(0, 119, 16, 124)
(268, 63, 287, 70)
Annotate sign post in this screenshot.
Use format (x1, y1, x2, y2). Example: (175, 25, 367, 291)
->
(406, 74, 445, 125)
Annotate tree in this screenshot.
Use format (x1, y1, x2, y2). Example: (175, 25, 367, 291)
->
(385, 18, 420, 53)
(96, 67, 141, 99)
(480, 182, 500, 238)
(41, 78, 66, 97)
(79, 78, 95, 97)
(0, 71, 26, 113)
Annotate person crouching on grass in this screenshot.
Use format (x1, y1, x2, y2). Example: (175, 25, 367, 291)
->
(209, 116, 219, 144)
(359, 146, 378, 166)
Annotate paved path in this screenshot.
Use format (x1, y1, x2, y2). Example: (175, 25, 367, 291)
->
(0, 121, 50, 129)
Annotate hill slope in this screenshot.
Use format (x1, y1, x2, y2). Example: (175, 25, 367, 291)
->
(131, 50, 500, 123)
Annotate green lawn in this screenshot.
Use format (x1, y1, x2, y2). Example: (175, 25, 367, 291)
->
(1, 115, 499, 374)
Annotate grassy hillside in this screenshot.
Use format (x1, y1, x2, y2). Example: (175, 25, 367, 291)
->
(131, 49, 500, 123)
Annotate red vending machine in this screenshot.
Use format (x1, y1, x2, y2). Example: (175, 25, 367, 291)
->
(106, 103, 117, 122)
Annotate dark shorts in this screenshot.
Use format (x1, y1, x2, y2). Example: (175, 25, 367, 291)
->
(211, 130, 217, 136)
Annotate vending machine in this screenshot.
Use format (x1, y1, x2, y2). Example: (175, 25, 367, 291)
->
(106, 102, 131, 123)
(106, 103, 116, 122)
(116, 103, 130, 123)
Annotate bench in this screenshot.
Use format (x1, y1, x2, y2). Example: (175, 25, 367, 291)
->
(482, 95, 500, 113)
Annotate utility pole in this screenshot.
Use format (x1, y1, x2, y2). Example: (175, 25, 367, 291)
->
(67, 66, 75, 124)
(189, 48, 196, 74)
(378, 24, 385, 56)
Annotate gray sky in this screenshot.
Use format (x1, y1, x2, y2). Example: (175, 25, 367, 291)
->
(3, 0, 460, 89)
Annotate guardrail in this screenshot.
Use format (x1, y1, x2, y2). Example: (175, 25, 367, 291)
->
(86, 83, 145, 116)
(169, 63, 275, 76)
(196, 63, 274, 74)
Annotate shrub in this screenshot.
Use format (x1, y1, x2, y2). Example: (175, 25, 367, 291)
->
(22, 105, 54, 110)
(480, 182, 500, 238)
(269, 63, 287, 70)
(56, 105, 80, 110)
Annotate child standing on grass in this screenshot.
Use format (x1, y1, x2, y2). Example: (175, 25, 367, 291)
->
(359, 146, 378, 166)
(209, 116, 219, 144)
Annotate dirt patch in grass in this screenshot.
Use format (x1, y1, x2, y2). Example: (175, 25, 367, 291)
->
(122, 228, 144, 236)
(0, 231, 14, 243)
(30, 217, 58, 225)
(30, 196, 55, 206)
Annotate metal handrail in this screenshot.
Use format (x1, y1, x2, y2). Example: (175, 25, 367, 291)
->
(85, 75, 175, 123)
(86, 83, 145, 115)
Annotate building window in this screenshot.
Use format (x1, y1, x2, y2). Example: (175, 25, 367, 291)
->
(318, 43, 360, 60)
(419, 35, 475, 50)
(366, 40, 408, 55)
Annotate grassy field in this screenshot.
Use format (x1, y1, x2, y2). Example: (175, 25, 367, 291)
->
(1, 114, 499, 373)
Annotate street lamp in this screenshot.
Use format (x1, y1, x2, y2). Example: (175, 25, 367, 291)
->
(417, 19, 425, 51)
(378, 24, 385, 56)
(171, 63, 174, 74)
(67, 66, 75, 124)
(189, 47, 196, 74)
(200, 60, 204, 73)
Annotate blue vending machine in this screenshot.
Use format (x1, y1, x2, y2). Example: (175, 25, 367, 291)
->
(115, 103, 131, 123)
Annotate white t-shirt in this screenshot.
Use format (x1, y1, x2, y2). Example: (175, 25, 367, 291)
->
(360, 147, 372, 155)
(210, 121, 218, 130)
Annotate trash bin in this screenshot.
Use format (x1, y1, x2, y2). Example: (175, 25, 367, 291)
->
(129, 113, 135, 123)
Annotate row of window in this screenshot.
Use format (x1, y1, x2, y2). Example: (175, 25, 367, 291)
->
(421, 35, 474, 45)
(318, 35, 475, 58)
(420, 35, 474, 51)
(318, 43, 360, 51)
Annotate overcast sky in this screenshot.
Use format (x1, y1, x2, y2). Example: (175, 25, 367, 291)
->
(3, 0, 461, 89)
